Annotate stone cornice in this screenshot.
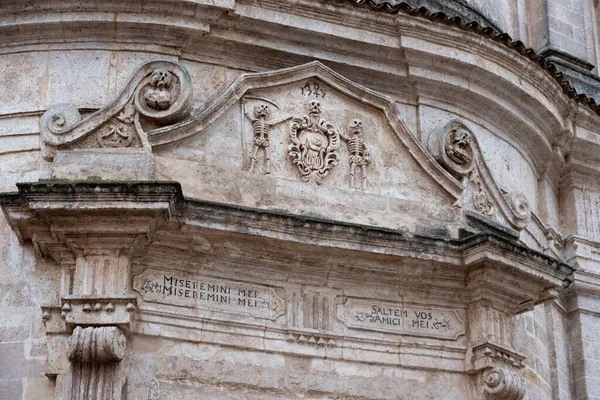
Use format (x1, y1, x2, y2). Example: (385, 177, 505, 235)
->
(0, 181, 575, 288)
(346, 0, 600, 118)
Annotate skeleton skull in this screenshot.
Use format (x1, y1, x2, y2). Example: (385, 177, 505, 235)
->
(253, 104, 270, 118)
(150, 69, 172, 89)
(309, 100, 321, 116)
(446, 128, 473, 165)
(144, 69, 173, 110)
(348, 119, 363, 135)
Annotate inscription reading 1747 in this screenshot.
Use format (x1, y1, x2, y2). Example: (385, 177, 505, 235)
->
(133, 269, 285, 320)
(339, 297, 465, 340)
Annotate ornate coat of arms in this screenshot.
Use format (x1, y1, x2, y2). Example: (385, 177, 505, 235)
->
(288, 101, 340, 184)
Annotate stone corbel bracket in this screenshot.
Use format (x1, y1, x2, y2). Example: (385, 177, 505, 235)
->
(426, 120, 531, 231)
(40, 61, 192, 159)
(481, 367, 526, 400)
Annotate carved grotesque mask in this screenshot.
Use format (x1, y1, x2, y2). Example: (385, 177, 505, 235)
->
(348, 119, 362, 135)
(445, 128, 473, 165)
(150, 69, 172, 89)
(144, 69, 173, 111)
(309, 100, 321, 116)
(253, 104, 270, 118)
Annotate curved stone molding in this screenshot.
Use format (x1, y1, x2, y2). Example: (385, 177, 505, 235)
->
(149, 60, 464, 199)
(67, 326, 126, 363)
(482, 368, 525, 400)
(41, 60, 192, 149)
(426, 120, 531, 230)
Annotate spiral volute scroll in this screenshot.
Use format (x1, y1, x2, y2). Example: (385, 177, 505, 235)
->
(133, 65, 192, 124)
(41, 104, 82, 139)
(67, 326, 126, 363)
(506, 192, 531, 227)
(482, 368, 525, 400)
(40, 61, 193, 147)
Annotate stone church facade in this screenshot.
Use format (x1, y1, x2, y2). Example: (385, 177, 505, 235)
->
(1, 1, 600, 399)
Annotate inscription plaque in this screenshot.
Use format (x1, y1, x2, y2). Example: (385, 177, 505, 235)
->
(338, 297, 465, 340)
(133, 269, 285, 320)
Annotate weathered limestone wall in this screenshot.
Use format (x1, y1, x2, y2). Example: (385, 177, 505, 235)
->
(0, 217, 56, 399)
(1, 1, 600, 400)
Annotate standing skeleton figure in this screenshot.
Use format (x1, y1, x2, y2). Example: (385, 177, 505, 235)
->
(341, 119, 370, 190)
(245, 104, 275, 174)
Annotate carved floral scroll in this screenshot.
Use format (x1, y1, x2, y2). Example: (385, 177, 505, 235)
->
(426, 120, 531, 230)
(40, 61, 192, 158)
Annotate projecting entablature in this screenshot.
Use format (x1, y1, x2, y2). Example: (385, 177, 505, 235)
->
(37, 60, 543, 239)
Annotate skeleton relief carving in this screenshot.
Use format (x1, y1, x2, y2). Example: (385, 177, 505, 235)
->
(289, 101, 340, 184)
(341, 119, 370, 190)
(243, 98, 290, 174)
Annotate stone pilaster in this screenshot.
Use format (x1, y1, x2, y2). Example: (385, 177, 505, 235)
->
(2, 182, 180, 400)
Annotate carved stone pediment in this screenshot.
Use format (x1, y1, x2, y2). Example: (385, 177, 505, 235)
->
(142, 60, 464, 203)
(39, 60, 539, 239)
(40, 61, 192, 158)
(426, 120, 532, 231)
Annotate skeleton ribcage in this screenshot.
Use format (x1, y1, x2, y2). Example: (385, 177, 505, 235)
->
(347, 138, 365, 156)
(253, 120, 269, 147)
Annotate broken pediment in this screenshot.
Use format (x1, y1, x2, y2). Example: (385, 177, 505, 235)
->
(40, 60, 530, 236)
(426, 120, 532, 231)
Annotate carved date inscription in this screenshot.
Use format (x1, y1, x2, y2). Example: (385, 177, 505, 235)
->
(339, 298, 465, 340)
(133, 269, 284, 320)
(301, 81, 326, 98)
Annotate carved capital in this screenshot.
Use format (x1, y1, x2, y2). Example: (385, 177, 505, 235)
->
(482, 367, 525, 400)
(67, 326, 126, 363)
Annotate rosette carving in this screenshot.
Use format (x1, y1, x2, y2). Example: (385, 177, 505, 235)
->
(41, 61, 192, 152)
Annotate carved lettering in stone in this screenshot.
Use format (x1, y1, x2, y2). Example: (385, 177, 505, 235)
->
(288, 101, 340, 184)
(133, 269, 285, 320)
(300, 81, 326, 98)
(338, 298, 465, 340)
(341, 119, 371, 190)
